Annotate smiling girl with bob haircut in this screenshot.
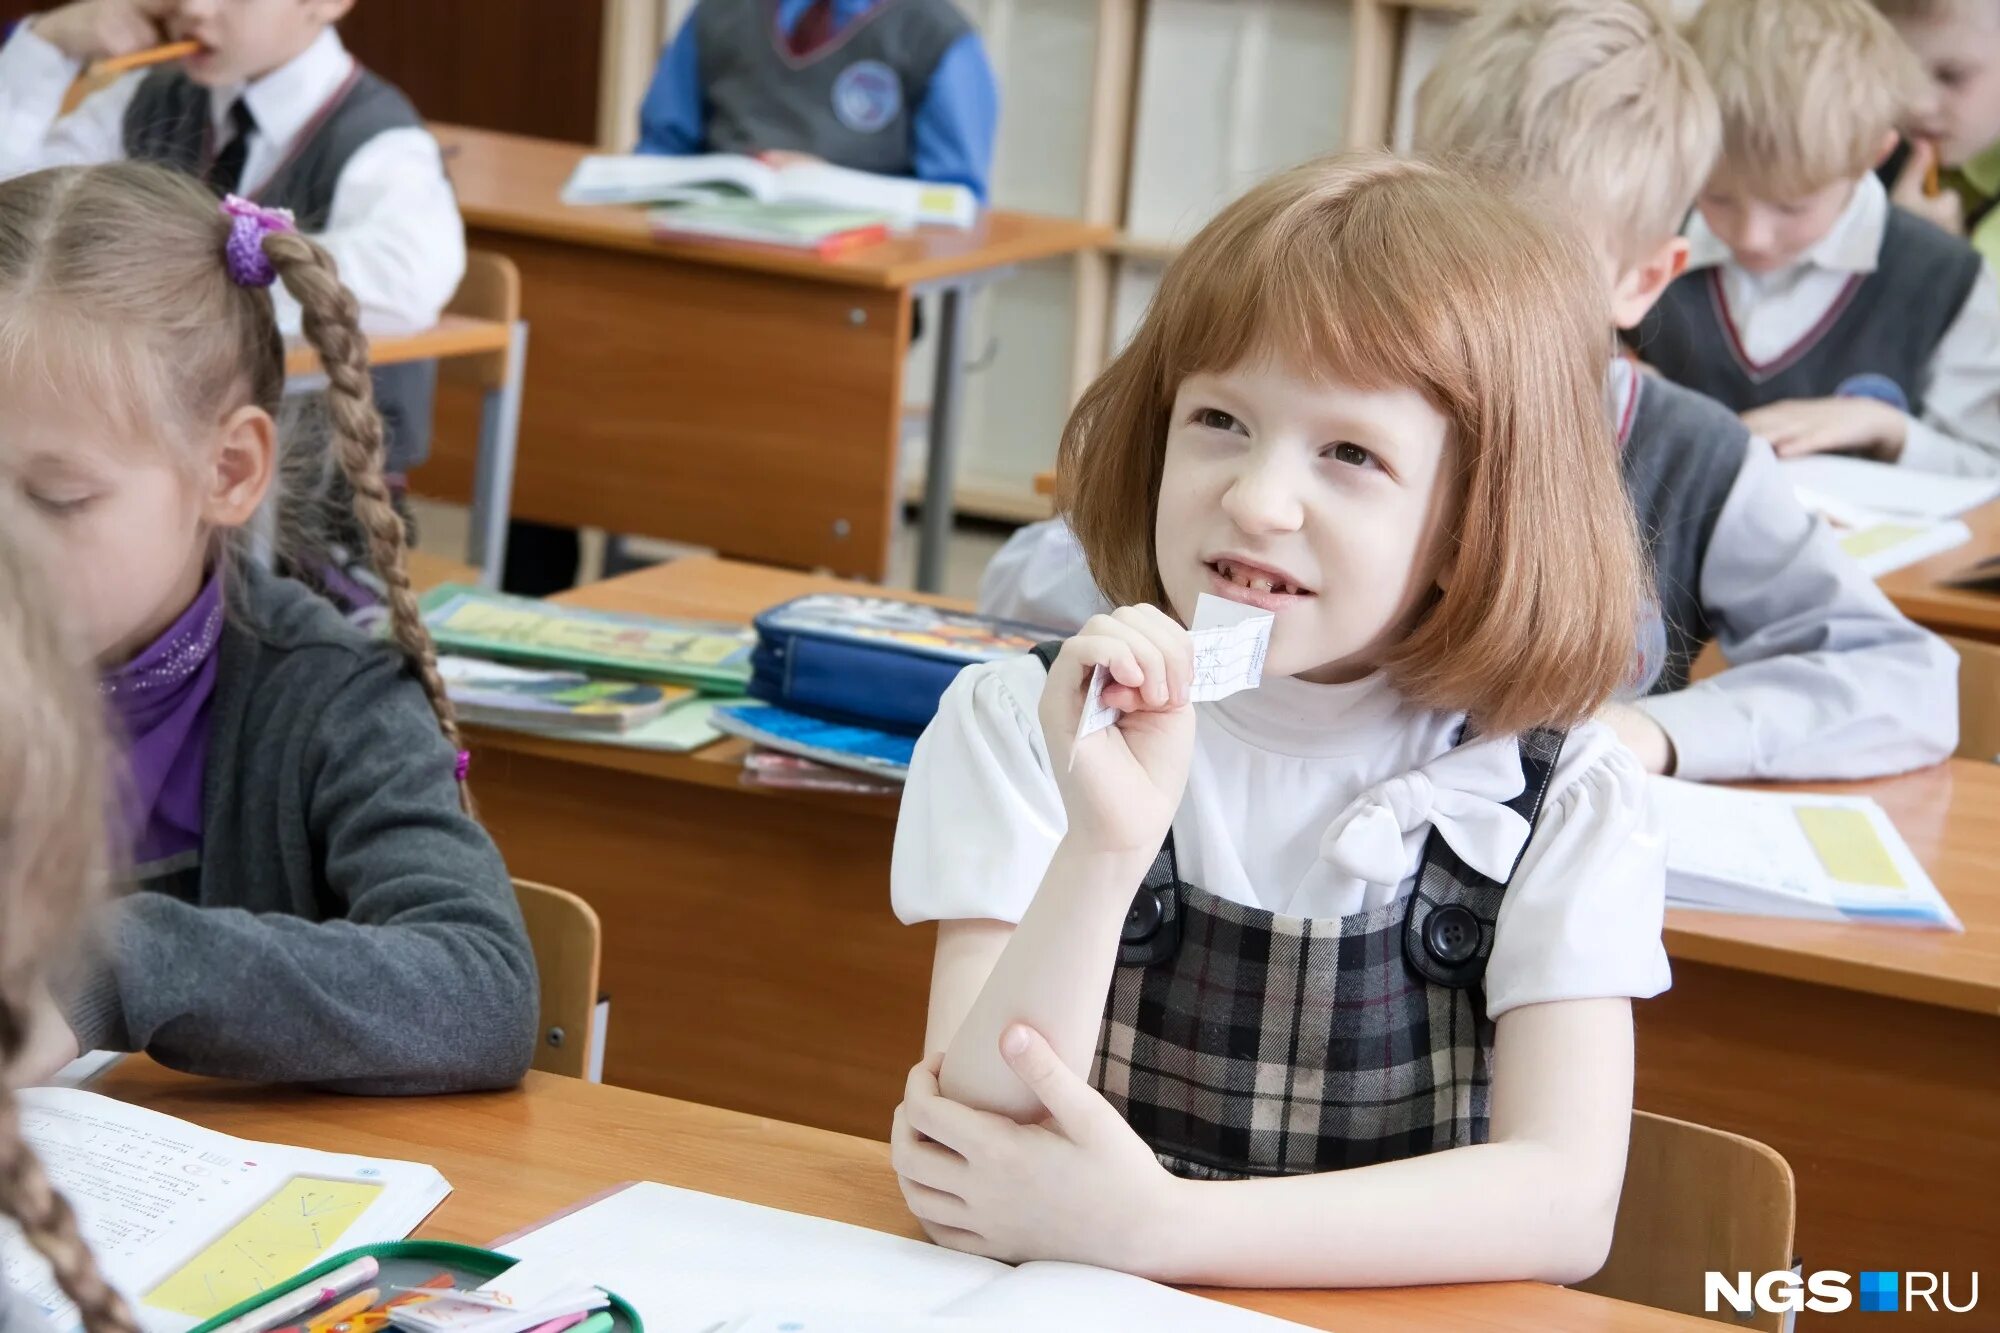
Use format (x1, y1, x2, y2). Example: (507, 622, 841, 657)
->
(888, 153, 1667, 1287)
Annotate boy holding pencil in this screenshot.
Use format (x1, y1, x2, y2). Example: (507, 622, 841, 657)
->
(0, 0, 464, 480)
(1874, 1, 2000, 272)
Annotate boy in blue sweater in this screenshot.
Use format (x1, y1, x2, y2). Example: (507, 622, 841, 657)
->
(504, 0, 1000, 595)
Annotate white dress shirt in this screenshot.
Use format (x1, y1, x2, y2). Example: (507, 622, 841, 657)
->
(891, 654, 1672, 1020)
(1684, 173, 2000, 478)
(0, 25, 464, 337)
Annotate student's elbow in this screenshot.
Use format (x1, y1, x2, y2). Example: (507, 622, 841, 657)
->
(1531, 1154, 1625, 1286)
(450, 931, 541, 1091)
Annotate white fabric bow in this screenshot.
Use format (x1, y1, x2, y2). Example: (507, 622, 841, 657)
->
(1316, 736, 1534, 899)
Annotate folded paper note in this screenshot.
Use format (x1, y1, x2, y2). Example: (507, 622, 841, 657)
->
(1073, 595, 1273, 758)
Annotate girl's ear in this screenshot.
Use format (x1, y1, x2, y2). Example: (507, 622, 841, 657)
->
(203, 405, 277, 529)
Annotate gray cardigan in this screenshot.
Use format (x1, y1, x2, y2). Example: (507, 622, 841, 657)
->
(64, 563, 539, 1094)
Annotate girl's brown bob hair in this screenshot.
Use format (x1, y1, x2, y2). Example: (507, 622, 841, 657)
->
(1059, 152, 1645, 735)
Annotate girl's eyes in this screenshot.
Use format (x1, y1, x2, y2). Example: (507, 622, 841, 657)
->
(1190, 407, 1246, 434)
(28, 492, 93, 516)
(1327, 442, 1374, 468)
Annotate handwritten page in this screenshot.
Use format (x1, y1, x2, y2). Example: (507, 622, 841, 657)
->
(1075, 594, 1274, 754)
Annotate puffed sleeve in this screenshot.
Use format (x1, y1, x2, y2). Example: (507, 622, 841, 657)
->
(891, 654, 1069, 925)
(1484, 722, 1671, 1018)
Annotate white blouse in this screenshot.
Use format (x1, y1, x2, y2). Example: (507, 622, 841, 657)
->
(891, 655, 1672, 1018)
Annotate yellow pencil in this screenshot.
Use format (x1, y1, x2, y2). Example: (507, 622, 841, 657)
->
(301, 1289, 381, 1333)
(89, 40, 200, 78)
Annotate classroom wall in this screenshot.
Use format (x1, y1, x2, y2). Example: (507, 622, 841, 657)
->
(339, 2, 605, 145)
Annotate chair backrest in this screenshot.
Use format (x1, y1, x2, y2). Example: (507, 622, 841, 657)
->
(1949, 636, 2000, 763)
(1575, 1111, 1795, 1332)
(443, 250, 522, 391)
(513, 879, 601, 1079)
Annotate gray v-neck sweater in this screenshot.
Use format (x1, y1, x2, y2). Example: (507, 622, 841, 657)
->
(64, 563, 538, 1094)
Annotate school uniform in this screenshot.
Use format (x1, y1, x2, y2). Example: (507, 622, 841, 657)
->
(0, 25, 466, 472)
(639, 0, 999, 200)
(1632, 172, 2000, 478)
(894, 657, 1668, 1175)
(69, 560, 538, 1094)
(981, 361, 1958, 782)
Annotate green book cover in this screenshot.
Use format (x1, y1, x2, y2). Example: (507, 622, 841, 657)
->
(420, 585, 755, 692)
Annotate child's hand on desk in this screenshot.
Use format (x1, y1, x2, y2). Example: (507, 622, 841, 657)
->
(32, 0, 175, 62)
(1742, 397, 1909, 462)
(892, 1030, 1175, 1268)
(1040, 608, 1196, 856)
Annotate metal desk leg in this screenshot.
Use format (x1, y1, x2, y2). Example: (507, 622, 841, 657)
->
(468, 320, 528, 589)
(917, 285, 970, 594)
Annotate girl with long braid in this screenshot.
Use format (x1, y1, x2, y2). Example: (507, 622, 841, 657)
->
(0, 162, 537, 1093)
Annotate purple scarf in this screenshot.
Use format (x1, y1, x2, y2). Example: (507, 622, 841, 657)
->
(101, 571, 225, 866)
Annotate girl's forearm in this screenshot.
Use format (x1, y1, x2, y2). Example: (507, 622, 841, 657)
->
(937, 836, 1152, 1120)
(1142, 1139, 1622, 1289)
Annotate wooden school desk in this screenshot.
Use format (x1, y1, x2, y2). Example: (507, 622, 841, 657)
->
(95, 1059, 1713, 1333)
(1877, 497, 2000, 645)
(285, 317, 525, 584)
(465, 558, 1998, 1277)
(429, 124, 1110, 591)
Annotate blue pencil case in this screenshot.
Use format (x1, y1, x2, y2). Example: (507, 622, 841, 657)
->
(749, 594, 1060, 735)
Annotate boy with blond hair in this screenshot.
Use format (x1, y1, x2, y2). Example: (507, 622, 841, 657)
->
(1872, 0, 2000, 273)
(981, 0, 1956, 783)
(1636, 0, 2000, 478)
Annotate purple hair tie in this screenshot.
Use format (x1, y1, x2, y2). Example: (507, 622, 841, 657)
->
(454, 750, 472, 782)
(220, 195, 295, 288)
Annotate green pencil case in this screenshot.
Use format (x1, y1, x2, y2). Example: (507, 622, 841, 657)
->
(185, 1240, 645, 1333)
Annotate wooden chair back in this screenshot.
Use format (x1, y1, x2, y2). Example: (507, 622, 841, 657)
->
(513, 879, 601, 1079)
(443, 250, 521, 390)
(1575, 1111, 1796, 1332)
(1949, 636, 2000, 762)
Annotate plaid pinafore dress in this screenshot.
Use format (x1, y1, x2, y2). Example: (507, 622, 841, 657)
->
(1037, 645, 1568, 1179)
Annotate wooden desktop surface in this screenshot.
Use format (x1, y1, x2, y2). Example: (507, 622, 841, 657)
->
(285, 315, 511, 377)
(1877, 497, 2000, 643)
(94, 1059, 1711, 1333)
(432, 124, 1112, 290)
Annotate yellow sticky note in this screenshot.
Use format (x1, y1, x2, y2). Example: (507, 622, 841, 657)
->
(1839, 524, 1928, 561)
(145, 1177, 383, 1319)
(1796, 807, 1906, 890)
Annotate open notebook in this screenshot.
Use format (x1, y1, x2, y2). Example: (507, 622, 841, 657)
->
(495, 1182, 1310, 1332)
(1652, 777, 1961, 929)
(1783, 454, 1996, 576)
(1, 1090, 448, 1333)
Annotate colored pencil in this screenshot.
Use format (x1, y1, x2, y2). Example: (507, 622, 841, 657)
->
(301, 1288, 381, 1333)
(90, 40, 199, 77)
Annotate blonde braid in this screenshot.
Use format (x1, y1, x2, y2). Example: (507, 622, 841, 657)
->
(261, 232, 473, 814)
(0, 1086, 142, 1333)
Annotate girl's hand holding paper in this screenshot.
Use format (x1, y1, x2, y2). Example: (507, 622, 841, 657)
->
(1038, 605, 1197, 856)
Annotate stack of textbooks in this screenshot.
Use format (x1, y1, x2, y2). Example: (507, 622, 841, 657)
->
(717, 595, 1059, 785)
(421, 586, 756, 753)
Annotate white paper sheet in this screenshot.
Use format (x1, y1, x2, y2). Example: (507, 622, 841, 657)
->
(1784, 454, 2000, 521)
(499, 1183, 1314, 1333)
(1074, 594, 1274, 755)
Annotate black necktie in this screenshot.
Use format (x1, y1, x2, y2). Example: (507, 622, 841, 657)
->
(206, 98, 256, 195)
